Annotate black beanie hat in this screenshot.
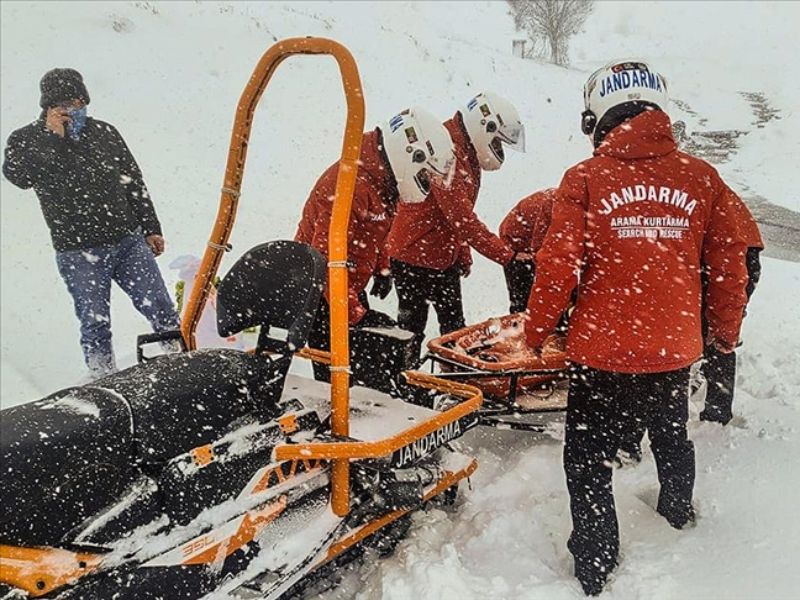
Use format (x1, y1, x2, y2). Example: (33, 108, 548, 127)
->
(39, 68, 90, 109)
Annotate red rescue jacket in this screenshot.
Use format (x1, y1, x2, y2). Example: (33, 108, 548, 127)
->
(525, 110, 749, 374)
(295, 129, 397, 324)
(386, 112, 513, 271)
(725, 192, 764, 249)
(499, 188, 557, 255)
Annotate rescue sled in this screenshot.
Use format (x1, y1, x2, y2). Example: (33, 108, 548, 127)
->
(0, 38, 482, 600)
(424, 313, 569, 431)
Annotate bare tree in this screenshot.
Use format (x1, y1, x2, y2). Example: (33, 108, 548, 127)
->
(507, 0, 594, 66)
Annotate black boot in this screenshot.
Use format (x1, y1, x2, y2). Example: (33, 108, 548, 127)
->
(699, 407, 732, 426)
(658, 500, 696, 530)
(574, 556, 617, 596)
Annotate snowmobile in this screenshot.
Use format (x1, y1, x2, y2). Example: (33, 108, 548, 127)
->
(0, 38, 482, 600)
(424, 314, 569, 432)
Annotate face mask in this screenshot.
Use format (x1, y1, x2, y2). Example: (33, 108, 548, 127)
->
(66, 106, 88, 140)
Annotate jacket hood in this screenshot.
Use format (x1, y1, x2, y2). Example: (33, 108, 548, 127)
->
(363, 128, 399, 206)
(594, 110, 676, 160)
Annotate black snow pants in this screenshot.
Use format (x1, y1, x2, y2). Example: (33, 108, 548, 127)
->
(391, 259, 465, 365)
(504, 259, 536, 314)
(700, 247, 762, 424)
(564, 363, 694, 595)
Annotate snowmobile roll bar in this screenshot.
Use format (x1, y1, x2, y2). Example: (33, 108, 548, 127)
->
(179, 37, 365, 517)
(177, 38, 483, 519)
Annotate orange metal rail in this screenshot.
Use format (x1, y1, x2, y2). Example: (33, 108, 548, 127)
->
(319, 457, 478, 566)
(275, 371, 482, 461)
(295, 346, 332, 364)
(178, 37, 364, 516)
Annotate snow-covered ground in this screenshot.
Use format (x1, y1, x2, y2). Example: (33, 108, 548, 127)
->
(1, 1, 799, 598)
(327, 255, 800, 600)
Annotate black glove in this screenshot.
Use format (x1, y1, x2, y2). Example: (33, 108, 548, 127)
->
(370, 273, 393, 300)
(357, 309, 397, 329)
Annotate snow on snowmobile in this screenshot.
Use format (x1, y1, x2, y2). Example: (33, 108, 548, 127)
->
(0, 38, 483, 600)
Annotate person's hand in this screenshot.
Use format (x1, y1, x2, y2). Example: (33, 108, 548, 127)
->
(711, 338, 736, 354)
(45, 107, 71, 138)
(370, 273, 393, 299)
(705, 332, 736, 354)
(146, 234, 165, 256)
(714, 341, 736, 354)
(513, 251, 535, 262)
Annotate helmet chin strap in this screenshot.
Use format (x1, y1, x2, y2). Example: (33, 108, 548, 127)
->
(414, 169, 431, 196)
(489, 138, 505, 164)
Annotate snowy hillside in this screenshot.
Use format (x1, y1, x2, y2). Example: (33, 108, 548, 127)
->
(2, 1, 799, 598)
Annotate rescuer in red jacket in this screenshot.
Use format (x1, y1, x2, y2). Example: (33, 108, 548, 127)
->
(499, 188, 556, 312)
(295, 107, 455, 380)
(523, 60, 749, 596)
(383, 92, 528, 362)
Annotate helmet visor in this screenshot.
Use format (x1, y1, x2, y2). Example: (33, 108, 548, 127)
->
(427, 152, 456, 190)
(497, 122, 525, 153)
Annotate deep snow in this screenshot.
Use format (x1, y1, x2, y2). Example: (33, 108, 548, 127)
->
(322, 256, 800, 600)
(1, 1, 799, 598)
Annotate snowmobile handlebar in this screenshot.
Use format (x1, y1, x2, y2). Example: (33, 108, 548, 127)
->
(179, 37, 365, 516)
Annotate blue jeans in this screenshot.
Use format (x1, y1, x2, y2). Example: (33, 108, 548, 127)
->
(56, 234, 180, 376)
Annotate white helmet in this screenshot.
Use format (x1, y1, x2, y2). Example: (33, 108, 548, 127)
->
(462, 92, 525, 171)
(382, 106, 456, 204)
(581, 59, 668, 137)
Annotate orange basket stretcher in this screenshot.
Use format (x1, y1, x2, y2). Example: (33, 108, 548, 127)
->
(425, 313, 569, 431)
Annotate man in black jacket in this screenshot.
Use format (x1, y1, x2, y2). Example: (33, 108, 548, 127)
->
(3, 68, 179, 377)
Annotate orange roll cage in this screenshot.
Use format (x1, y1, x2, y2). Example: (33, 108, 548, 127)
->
(180, 38, 482, 517)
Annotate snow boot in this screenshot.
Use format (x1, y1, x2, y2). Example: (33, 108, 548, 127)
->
(574, 558, 616, 596)
(699, 408, 732, 426)
(569, 535, 617, 597)
(658, 502, 696, 530)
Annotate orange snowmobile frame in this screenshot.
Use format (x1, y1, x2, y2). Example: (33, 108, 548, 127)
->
(179, 37, 482, 518)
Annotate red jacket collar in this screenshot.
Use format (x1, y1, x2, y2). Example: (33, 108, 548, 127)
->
(594, 110, 676, 160)
(361, 128, 398, 204)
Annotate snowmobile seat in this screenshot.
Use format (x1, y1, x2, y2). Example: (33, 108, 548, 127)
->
(71, 241, 327, 465)
(0, 386, 138, 545)
(93, 349, 274, 463)
(216, 240, 326, 355)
